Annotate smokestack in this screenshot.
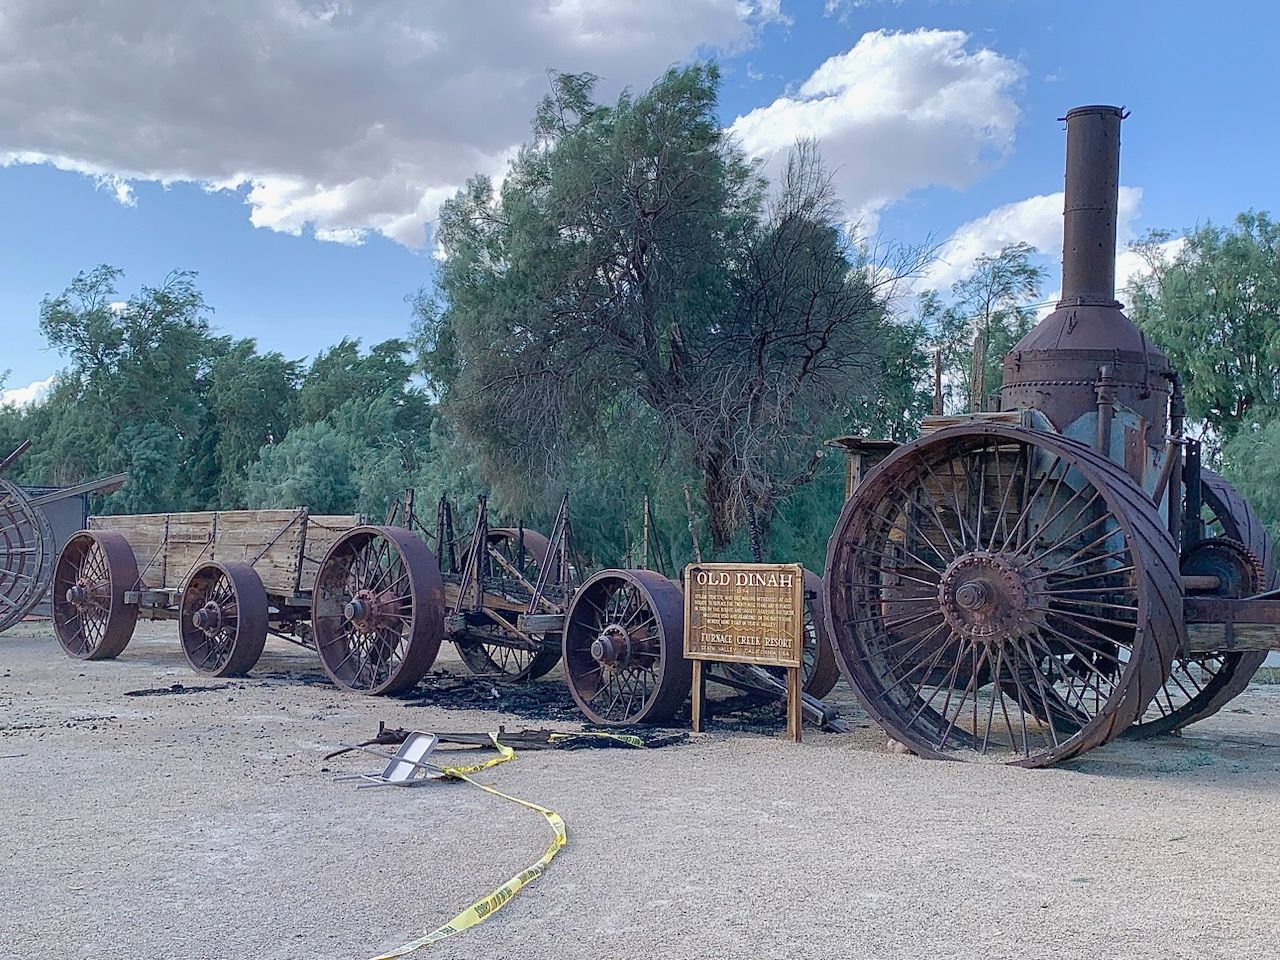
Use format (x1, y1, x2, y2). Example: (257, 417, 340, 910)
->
(1001, 104, 1172, 463)
(1058, 105, 1125, 307)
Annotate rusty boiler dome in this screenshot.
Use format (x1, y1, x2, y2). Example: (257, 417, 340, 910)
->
(1000, 105, 1171, 443)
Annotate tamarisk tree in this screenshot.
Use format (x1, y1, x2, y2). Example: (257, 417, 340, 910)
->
(418, 67, 929, 547)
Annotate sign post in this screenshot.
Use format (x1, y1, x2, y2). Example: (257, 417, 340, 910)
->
(683, 562, 805, 742)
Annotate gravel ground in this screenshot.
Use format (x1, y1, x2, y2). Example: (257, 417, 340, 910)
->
(4, 619, 1280, 960)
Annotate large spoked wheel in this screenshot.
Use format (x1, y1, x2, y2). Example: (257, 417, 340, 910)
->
(0, 477, 55, 633)
(1129, 469, 1274, 737)
(767, 569, 840, 698)
(455, 528, 563, 681)
(179, 561, 269, 677)
(563, 569, 691, 725)
(825, 424, 1181, 767)
(311, 526, 444, 695)
(52, 530, 139, 660)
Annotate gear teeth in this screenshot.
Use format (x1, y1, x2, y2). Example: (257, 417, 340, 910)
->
(1181, 536, 1265, 597)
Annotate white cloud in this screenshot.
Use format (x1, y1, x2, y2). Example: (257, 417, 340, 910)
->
(0, 1, 781, 249)
(2, 374, 56, 408)
(924, 186, 1144, 293)
(728, 29, 1024, 233)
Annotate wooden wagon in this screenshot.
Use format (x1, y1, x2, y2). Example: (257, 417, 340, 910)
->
(52, 494, 842, 728)
(51, 500, 558, 698)
(52, 509, 374, 678)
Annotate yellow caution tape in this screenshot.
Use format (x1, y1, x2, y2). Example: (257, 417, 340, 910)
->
(367, 733, 567, 959)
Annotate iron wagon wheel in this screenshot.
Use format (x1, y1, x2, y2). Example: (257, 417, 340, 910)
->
(311, 525, 444, 695)
(563, 568, 691, 725)
(765, 569, 840, 698)
(51, 530, 139, 660)
(0, 477, 55, 633)
(1128, 469, 1274, 738)
(455, 527, 562, 682)
(178, 561, 269, 677)
(824, 424, 1181, 767)
(801, 569, 840, 698)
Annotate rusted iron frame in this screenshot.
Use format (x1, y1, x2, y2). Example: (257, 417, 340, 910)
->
(293, 508, 309, 596)
(28, 473, 128, 506)
(451, 496, 487, 616)
(1182, 439, 1203, 551)
(485, 545, 558, 613)
(468, 608, 541, 651)
(1166, 372, 1186, 547)
(1150, 438, 1182, 505)
(0, 440, 31, 476)
(526, 492, 569, 616)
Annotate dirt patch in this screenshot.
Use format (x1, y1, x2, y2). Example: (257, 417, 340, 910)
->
(4, 619, 1280, 960)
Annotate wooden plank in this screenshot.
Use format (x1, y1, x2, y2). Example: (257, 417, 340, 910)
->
(1186, 623, 1280, 654)
(87, 508, 362, 596)
(296, 514, 363, 591)
(919, 410, 1028, 435)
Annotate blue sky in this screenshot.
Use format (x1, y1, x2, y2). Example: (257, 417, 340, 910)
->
(1, 0, 1274, 399)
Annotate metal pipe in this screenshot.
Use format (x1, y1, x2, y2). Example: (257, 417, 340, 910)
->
(1094, 364, 1116, 454)
(0, 440, 32, 476)
(1059, 105, 1125, 307)
(1167, 372, 1185, 547)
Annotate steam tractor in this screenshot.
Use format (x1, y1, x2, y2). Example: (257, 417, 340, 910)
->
(825, 105, 1280, 766)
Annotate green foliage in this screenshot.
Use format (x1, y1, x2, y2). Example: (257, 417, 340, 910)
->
(1223, 420, 1280, 542)
(1131, 212, 1280, 442)
(243, 420, 358, 514)
(929, 243, 1044, 413)
(420, 67, 931, 548)
(1, 268, 429, 519)
(2, 266, 218, 510)
(206, 339, 301, 505)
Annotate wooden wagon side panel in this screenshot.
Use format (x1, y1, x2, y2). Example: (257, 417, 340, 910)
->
(87, 509, 361, 597)
(210, 510, 310, 596)
(297, 515, 365, 592)
(88, 512, 196, 590)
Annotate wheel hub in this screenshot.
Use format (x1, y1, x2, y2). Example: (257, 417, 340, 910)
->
(192, 601, 223, 633)
(344, 591, 381, 628)
(938, 552, 1030, 640)
(65, 583, 91, 608)
(591, 624, 631, 668)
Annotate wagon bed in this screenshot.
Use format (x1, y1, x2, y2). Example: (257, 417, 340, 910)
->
(87, 508, 363, 609)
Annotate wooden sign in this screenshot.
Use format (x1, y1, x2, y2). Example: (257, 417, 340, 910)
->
(683, 562, 805, 741)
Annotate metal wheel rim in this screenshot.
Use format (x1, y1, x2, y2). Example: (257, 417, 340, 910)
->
(311, 525, 443, 695)
(1130, 469, 1273, 737)
(179, 562, 268, 677)
(825, 424, 1181, 766)
(52, 531, 139, 660)
(563, 568, 690, 725)
(800, 569, 840, 698)
(0, 478, 55, 633)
